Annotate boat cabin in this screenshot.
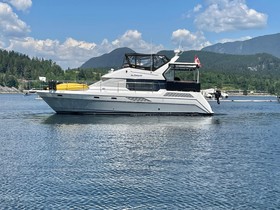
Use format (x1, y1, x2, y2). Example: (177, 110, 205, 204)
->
(123, 53, 201, 92)
(164, 63, 201, 92)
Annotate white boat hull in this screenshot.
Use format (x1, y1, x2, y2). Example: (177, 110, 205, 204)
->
(37, 90, 213, 115)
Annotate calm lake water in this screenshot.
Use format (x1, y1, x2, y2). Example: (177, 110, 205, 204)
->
(0, 94, 279, 209)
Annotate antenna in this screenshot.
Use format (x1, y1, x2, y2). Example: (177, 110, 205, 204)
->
(150, 40, 153, 72)
(174, 39, 183, 56)
(179, 39, 183, 51)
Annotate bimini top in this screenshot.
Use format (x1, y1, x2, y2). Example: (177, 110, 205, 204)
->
(122, 53, 170, 71)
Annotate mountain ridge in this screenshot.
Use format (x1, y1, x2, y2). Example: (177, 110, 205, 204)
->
(202, 33, 280, 58)
(80, 48, 280, 75)
(81, 47, 135, 69)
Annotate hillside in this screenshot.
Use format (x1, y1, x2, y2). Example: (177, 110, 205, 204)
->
(160, 50, 280, 75)
(0, 49, 64, 88)
(81, 47, 135, 69)
(202, 33, 280, 58)
(81, 47, 280, 75)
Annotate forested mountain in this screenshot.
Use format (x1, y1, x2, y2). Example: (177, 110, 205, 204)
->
(81, 48, 280, 75)
(81, 47, 135, 69)
(160, 50, 280, 75)
(0, 49, 64, 88)
(202, 33, 280, 58)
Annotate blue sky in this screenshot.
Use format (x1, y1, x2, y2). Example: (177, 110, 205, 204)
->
(0, 0, 279, 69)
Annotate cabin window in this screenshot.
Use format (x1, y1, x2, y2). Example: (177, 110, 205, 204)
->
(154, 55, 169, 69)
(163, 67, 198, 82)
(126, 79, 165, 91)
(164, 69, 175, 81)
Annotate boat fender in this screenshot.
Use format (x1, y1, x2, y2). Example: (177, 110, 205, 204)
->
(214, 90, 221, 104)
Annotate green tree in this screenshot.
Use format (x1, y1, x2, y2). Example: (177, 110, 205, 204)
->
(5, 75, 18, 87)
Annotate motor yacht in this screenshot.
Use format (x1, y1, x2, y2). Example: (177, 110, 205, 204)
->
(37, 50, 213, 115)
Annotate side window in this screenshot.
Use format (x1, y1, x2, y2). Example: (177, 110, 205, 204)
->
(163, 68, 175, 81)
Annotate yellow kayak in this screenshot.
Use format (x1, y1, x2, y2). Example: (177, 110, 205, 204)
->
(56, 83, 89, 91)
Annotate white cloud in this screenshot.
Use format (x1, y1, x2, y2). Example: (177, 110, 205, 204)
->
(6, 37, 98, 69)
(218, 36, 252, 43)
(111, 30, 164, 53)
(193, 4, 202, 13)
(3, 0, 32, 11)
(171, 29, 211, 50)
(4, 30, 164, 69)
(182, 4, 203, 19)
(0, 2, 30, 39)
(194, 0, 267, 32)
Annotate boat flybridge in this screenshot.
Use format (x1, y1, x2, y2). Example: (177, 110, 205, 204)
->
(37, 50, 213, 115)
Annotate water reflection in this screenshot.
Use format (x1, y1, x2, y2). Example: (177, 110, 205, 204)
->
(43, 113, 215, 127)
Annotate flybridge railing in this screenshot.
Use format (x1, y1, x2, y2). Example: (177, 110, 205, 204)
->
(169, 62, 199, 70)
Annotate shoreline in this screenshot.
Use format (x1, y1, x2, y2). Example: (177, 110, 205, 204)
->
(0, 86, 21, 94)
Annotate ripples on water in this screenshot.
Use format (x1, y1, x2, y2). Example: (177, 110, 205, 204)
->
(0, 94, 280, 209)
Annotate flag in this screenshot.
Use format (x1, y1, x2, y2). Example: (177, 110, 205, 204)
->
(194, 55, 201, 67)
(39, 76, 46, 82)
